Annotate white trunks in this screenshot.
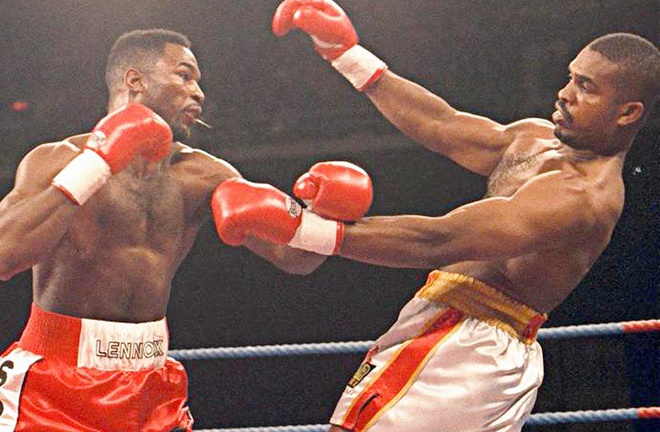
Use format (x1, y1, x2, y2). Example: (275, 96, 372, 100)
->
(330, 270, 547, 432)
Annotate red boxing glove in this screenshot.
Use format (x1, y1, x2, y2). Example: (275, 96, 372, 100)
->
(86, 103, 173, 173)
(272, 0, 387, 91)
(51, 103, 173, 205)
(272, 0, 358, 60)
(212, 178, 343, 255)
(293, 161, 372, 221)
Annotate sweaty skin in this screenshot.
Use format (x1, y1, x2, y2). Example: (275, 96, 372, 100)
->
(0, 42, 325, 322)
(336, 47, 634, 313)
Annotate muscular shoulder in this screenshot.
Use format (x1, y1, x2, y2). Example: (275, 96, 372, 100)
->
(526, 169, 620, 242)
(171, 143, 241, 182)
(567, 175, 622, 251)
(0, 137, 81, 208)
(25, 138, 79, 160)
(168, 142, 243, 210)
(15, 138, 81, 185)
(503, 118, 555, 140)
(168, 143, 244, 222)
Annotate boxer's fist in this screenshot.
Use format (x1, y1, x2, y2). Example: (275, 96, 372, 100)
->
(86, 103, 173, 173)
(272, 0, 387, 91)
(51, 103, 173, 205)
(272, 0, 358, 60)
(212, 178, 343, 255)
(293, 161, 372, 221)
(211, 178, 303, 247)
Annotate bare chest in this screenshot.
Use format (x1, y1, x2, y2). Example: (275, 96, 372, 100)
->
(81, 171, 187, 249)
(486, 147, 562, 197)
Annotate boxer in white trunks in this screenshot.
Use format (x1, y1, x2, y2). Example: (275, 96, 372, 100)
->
(211, 2, 659, 431)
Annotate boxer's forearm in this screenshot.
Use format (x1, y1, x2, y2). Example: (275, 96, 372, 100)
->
(243, 237, 328, 275)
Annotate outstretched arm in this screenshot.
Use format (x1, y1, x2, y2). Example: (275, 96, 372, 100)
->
(241, 168, 608, 271)
(211, 161, 373, 275)
(272, 0, 554, 175)
(242, 237, 327, 275)
(337, 171, 602, 268)
(210, 158, 608, 269)
(364, 72, 553, 175)
(175, 146, 329, 276)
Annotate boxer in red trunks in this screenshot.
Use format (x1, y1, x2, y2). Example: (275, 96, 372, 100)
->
(0, 29, 372, 431)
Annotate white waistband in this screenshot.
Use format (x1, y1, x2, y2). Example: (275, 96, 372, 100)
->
(77, 317, 169, 371)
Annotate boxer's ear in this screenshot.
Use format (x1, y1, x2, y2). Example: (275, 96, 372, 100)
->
(125, 68, 146, 96)
(616, 101, 644, 127)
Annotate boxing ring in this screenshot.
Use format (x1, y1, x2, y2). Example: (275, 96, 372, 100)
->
(169, 319, 660, 431)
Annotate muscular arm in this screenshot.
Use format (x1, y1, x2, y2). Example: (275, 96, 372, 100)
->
(337, 171, 601, 268)
(187, 147, 327, 275)
(272, 0, 552, 175)
(365, 72, 554, 175)
(243, 237, 327, 275)
(0, 143, 79, 280)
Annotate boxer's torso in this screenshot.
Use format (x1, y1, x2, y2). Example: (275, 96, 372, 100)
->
(443, 133, 624, 312)
(33, 135, 236, 322)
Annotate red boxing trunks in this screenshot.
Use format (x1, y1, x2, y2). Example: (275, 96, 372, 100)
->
(330, 271, 548, 432)
(0, 303, 193, 431)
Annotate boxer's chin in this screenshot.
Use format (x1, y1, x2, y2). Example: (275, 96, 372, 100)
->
(553, 125, 573, 145)
(172, 124, 191, 142)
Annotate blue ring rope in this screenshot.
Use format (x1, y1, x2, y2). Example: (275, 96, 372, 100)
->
(175, 320, 658, 431)
(170, 320, 659, 361)
(193, 407, 658, 431)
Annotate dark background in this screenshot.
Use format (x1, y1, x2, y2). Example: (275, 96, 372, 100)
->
(0, 1, 657, 431)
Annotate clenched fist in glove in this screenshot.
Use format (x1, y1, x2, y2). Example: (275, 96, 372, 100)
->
(211, 178, 344, 255)
(293, 161, 372, 221)
(212, 162, 373, 255)
(51, 103, 173, 205)
(272, 0, 387, 91)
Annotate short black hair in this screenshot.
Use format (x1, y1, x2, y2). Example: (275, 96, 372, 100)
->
(105, 28, 191, 93)
(587, 33, 660, 112)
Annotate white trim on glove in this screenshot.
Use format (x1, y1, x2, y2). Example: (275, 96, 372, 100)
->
(330, 45, 388, 91)
(288, 209, 343, 256)
(51, 149, 112, 205)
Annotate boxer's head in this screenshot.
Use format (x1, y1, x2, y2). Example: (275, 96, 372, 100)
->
(106, 29, 204, 141)
(553, 33, 659, 153)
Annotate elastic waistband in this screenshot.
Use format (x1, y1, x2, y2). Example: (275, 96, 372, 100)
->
(18, 303, 170, 371)
(416, 271, 547, 344)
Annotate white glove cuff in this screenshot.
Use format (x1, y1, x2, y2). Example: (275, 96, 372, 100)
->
(51, 149, 111, 205)
(331, 45, 388, 91)
(288, 209, 340, 256)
